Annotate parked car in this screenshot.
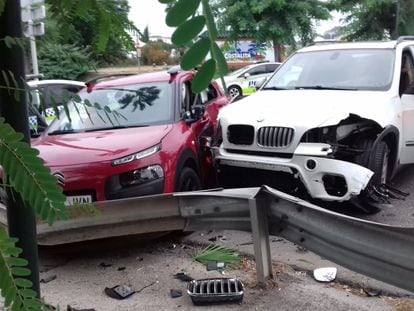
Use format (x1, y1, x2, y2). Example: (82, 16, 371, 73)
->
(213, 38, 414, 213)
(217, 62, 281, 98)
(28, 69, 228, 205)
(27, 79, 86, 124)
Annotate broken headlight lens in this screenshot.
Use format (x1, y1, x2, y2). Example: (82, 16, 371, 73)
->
(301, 126, 336, 143)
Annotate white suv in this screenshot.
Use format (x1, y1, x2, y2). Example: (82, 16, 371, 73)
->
(213, 38, 414, 213)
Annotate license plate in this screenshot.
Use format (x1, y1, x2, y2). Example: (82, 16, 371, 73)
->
(65, 195, 92, 206)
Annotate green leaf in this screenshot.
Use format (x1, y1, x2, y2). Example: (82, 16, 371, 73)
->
(14, 278, 32, 289)
(171, 16, 205, 45)
(166, 0, 201, 27)
(181, 37, 211, 70)
(11, 267, 31, 277)
(19, 288, 37, 298)
(6, 257, 28, 267)
(159, 0, 174, 3)
(192, 59, 216, 93)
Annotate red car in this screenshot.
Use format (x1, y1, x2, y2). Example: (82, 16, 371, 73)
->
(31, 69, 229, 205)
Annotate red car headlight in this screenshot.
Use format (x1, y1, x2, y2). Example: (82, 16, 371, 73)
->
(112, 144, 161, 166)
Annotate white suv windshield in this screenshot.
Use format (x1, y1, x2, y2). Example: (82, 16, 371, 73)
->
(264, 49, 395, 91)
(46, 82, 173, 134)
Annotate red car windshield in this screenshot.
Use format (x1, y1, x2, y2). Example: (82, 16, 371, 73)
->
(46, 82, 173, 134)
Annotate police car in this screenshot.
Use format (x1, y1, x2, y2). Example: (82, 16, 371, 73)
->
(218, 62, 281, 98)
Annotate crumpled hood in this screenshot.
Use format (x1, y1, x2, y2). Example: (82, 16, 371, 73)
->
(33, 125, 172, 166)
(219, 89, 397, 128)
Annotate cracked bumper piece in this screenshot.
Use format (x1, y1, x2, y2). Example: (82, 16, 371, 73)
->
(214, 146, 374, 201)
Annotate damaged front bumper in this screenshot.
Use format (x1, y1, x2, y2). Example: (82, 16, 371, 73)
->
(213, 143, 374, 201)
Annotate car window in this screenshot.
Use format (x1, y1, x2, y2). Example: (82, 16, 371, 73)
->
(266, 64, 280, 73)
(265, 49, 395, 91)
(400, 50, 414, 95)
(46, 82, 173, 133)
(246, 64, 267, 76)
(42, 84, 83, 108)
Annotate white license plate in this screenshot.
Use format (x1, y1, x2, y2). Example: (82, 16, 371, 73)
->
(65, 195, 92, 206)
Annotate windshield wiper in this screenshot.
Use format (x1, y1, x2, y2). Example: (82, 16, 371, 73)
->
(84, 124, 149, 132)
(48, 129, 84, 135)
(294, 85, 358, 91)
(262, 86, 290, 90)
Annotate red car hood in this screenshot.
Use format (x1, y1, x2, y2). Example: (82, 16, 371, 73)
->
(33, 125, 172, 166)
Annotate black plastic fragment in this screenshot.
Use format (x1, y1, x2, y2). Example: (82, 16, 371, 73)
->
(104, 285, 135, 300)
(174, 272, 194, 282)
(170, 289, 183, 298)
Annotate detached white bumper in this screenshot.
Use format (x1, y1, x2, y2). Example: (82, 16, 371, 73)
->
(213, 143, 374, 202)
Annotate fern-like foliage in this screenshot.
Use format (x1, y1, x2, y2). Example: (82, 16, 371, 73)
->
(0, 227, 44, 310)
(0, 118, 68, 225)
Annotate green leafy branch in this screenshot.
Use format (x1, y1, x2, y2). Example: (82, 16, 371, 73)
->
(0, 227, 44, 310)
(0, 118, 68, 225)
(194, 244, 241, 268)
(161, 0, 228, 93)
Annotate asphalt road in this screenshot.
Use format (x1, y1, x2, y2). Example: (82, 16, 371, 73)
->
(362, 164, 414, 226)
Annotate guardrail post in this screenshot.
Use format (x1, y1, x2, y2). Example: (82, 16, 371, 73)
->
(249, 195, 273, 286)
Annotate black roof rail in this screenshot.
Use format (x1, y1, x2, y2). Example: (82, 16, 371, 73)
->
(396, 36, 414, 44)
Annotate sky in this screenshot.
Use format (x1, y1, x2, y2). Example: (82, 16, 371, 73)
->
(128, 1, 174, 39)
(128, 1, 343, 39)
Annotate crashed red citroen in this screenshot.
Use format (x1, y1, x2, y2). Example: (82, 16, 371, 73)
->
(30, 69, 229, 205)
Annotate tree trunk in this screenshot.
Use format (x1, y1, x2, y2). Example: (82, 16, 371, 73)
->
(0, 0, 41, 297)
(272, 37, 281, 62)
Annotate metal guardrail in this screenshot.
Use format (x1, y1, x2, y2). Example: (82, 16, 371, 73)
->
(177, 186, 414, 292)
(1, 186, 413, 292)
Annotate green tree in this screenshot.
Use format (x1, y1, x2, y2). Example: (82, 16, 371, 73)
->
(45, 0, 139, 64)
(210, 0, 331, 61)
(332, 0, 414, 40)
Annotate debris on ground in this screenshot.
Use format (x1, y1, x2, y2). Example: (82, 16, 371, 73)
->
(117, 266, 126, 271)
(40, 274, 57, 284)
(295, 246, 308, 254)
(99, 262, 112, 268)
(207, 261, 225, 271)
(187, 278, 244, 305)
(174, 272, 194, 282)
(313, 267, 337, 282)
(363, 287, 382, 297)
(104, 285, 135, 300)
(194, 244, 240, 269)
(104, 280, 159, 300)
(170, 289, 183, 298)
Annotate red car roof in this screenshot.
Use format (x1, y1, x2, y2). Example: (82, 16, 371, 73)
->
(89, 70, 193, 91)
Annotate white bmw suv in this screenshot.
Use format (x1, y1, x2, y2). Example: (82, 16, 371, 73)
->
(213, 38, 414, 213)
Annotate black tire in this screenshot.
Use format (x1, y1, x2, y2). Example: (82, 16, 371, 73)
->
(353, 139, 390, 214)
(355, 139, 389, 185)
(175, 167, 201, 192)
(228, 85, 242, 99)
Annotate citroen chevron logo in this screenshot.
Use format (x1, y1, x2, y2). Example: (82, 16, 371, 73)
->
(53, 171, 65, 187)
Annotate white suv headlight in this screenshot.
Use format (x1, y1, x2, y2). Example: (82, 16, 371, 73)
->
(112, 144, 161, 166)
